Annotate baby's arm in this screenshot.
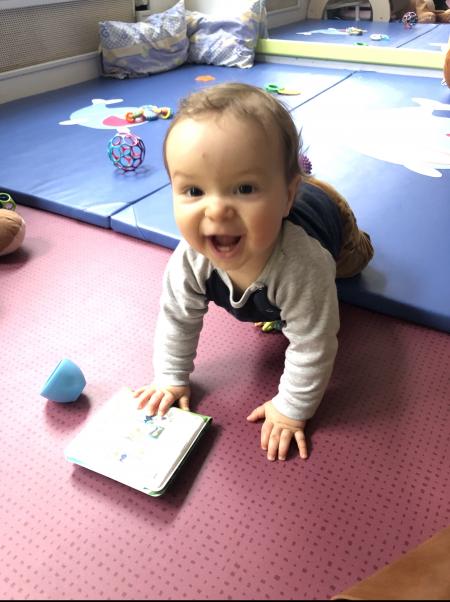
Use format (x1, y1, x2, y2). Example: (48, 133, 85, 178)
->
(134, 242, 209, 416)
(249, 239, 339, 461)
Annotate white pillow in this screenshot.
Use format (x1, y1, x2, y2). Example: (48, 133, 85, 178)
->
(99, 0, 189, 79)
(186, 0, 268, 69)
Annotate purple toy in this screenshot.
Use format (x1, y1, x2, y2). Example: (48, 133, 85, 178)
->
(299, 153, 312, 175)
(108, 132, 146, 171)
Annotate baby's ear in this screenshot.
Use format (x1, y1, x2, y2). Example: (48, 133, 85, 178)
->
(284, 174, 302, 216)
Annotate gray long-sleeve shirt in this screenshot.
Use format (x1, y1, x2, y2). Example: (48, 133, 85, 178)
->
(153, 191, 340, 421)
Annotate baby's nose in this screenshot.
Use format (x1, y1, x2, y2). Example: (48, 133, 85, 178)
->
(204, 196, 234, 220)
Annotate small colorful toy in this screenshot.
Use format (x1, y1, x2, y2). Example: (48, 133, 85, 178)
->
(265, 83, 301, 96)
(402, 11, 418, 27)
(142, 108, 159, 121)
(345, 27, 366, 35)
(255, 320, 284, 333)
(0, 192, 16, 210)
(108, 131, 146, 171)
(195, 75, 216, 82)
(370, 33, 390, 41)
(40, 358, 86, 403)
(147, 105, 172, 119)
(125, 108, 146, 124)
(125, 105, 173, 124)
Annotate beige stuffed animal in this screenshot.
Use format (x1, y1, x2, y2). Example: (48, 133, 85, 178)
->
(392, 0, 450, 21)
(0, 208, 26, 256)
(415, 0, 450, 22)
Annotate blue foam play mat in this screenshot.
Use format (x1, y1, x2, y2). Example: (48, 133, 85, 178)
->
(291, 69, 450, 332)
(110, 184, 179, 249)
(111, 69, 450, 333)
(400, 23, 450, 51)
(2, 58, 449, 334)
(0, 62, 351, 227)
(268, 19, 439, 48)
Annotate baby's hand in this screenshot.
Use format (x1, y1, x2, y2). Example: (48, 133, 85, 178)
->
(132, 384, 191, 416)
(246, 401, 307, 461)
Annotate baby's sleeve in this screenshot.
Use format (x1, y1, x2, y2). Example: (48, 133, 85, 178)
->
(271, 240, 340, 421)
(153, 242, 209, 387)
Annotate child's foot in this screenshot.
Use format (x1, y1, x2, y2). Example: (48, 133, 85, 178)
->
(254, 320, 284, 333)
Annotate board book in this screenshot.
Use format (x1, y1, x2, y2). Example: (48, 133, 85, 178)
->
(64, 387, 211, 496)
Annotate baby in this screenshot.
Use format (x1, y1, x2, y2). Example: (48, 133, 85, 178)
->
(133, 82, 373, 461)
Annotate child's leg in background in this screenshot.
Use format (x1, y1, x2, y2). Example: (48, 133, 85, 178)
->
(308, 177, 374, 278)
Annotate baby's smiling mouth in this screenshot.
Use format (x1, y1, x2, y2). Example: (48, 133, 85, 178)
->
(209, 235, 241, 253)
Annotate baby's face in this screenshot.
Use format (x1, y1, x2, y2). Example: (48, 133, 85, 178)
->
(166, 113, 299, 284)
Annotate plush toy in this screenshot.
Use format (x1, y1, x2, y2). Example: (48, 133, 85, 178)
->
(393, 0, 450, 22)
(0, 208, 26, 256)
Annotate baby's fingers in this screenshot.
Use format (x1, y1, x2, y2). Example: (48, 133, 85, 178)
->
(246, 404, 266, 422)
(144, 389, 166, 415)
(132, 386, 147, 398)
(152, 389, 181, 416)
(266, 428, 293, 461)
(133, 386, 156, 409)
(277, 429, 294, 461)
(266, 425, 281, 461)
(260, 415, 275, 450)
(178, 394, 190, 411)
(295, 430, 308, 460)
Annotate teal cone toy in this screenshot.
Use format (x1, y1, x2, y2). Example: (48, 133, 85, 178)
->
(41, 358, 86, 403)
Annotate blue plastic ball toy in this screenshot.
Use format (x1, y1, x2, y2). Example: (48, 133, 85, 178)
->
(108, 132, 146, 171)
(41, 358, 86, 403)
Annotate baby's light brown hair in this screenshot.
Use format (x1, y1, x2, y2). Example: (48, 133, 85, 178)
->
(163, 82, 305, 183)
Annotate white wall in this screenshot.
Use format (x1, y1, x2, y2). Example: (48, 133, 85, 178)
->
(148, 0, 264, 12)
(146, 0, 307, 25)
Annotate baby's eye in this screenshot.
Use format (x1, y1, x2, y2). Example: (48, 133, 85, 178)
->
(186, 186, 204, 198)
(237, 184, 254, 195)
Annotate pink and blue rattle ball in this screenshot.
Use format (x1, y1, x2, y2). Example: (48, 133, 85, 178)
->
(40, 358, 86, 403)
(108, 132, 146, 171)
(402, 11, 417, 28)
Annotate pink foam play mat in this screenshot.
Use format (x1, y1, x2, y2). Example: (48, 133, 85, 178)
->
(1, 205, 449, 599)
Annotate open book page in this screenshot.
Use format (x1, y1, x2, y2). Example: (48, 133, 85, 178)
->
(64, 387, 210, 495)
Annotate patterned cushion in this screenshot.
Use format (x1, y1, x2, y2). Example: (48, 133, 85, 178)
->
(186, 1, 268, 69)
(99, 0, 188, 79)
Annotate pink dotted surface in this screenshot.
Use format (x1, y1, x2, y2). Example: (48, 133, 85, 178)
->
(1, 206, 449, 600)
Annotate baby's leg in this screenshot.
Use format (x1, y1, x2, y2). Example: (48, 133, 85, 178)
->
(308, 176, 374, 278)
